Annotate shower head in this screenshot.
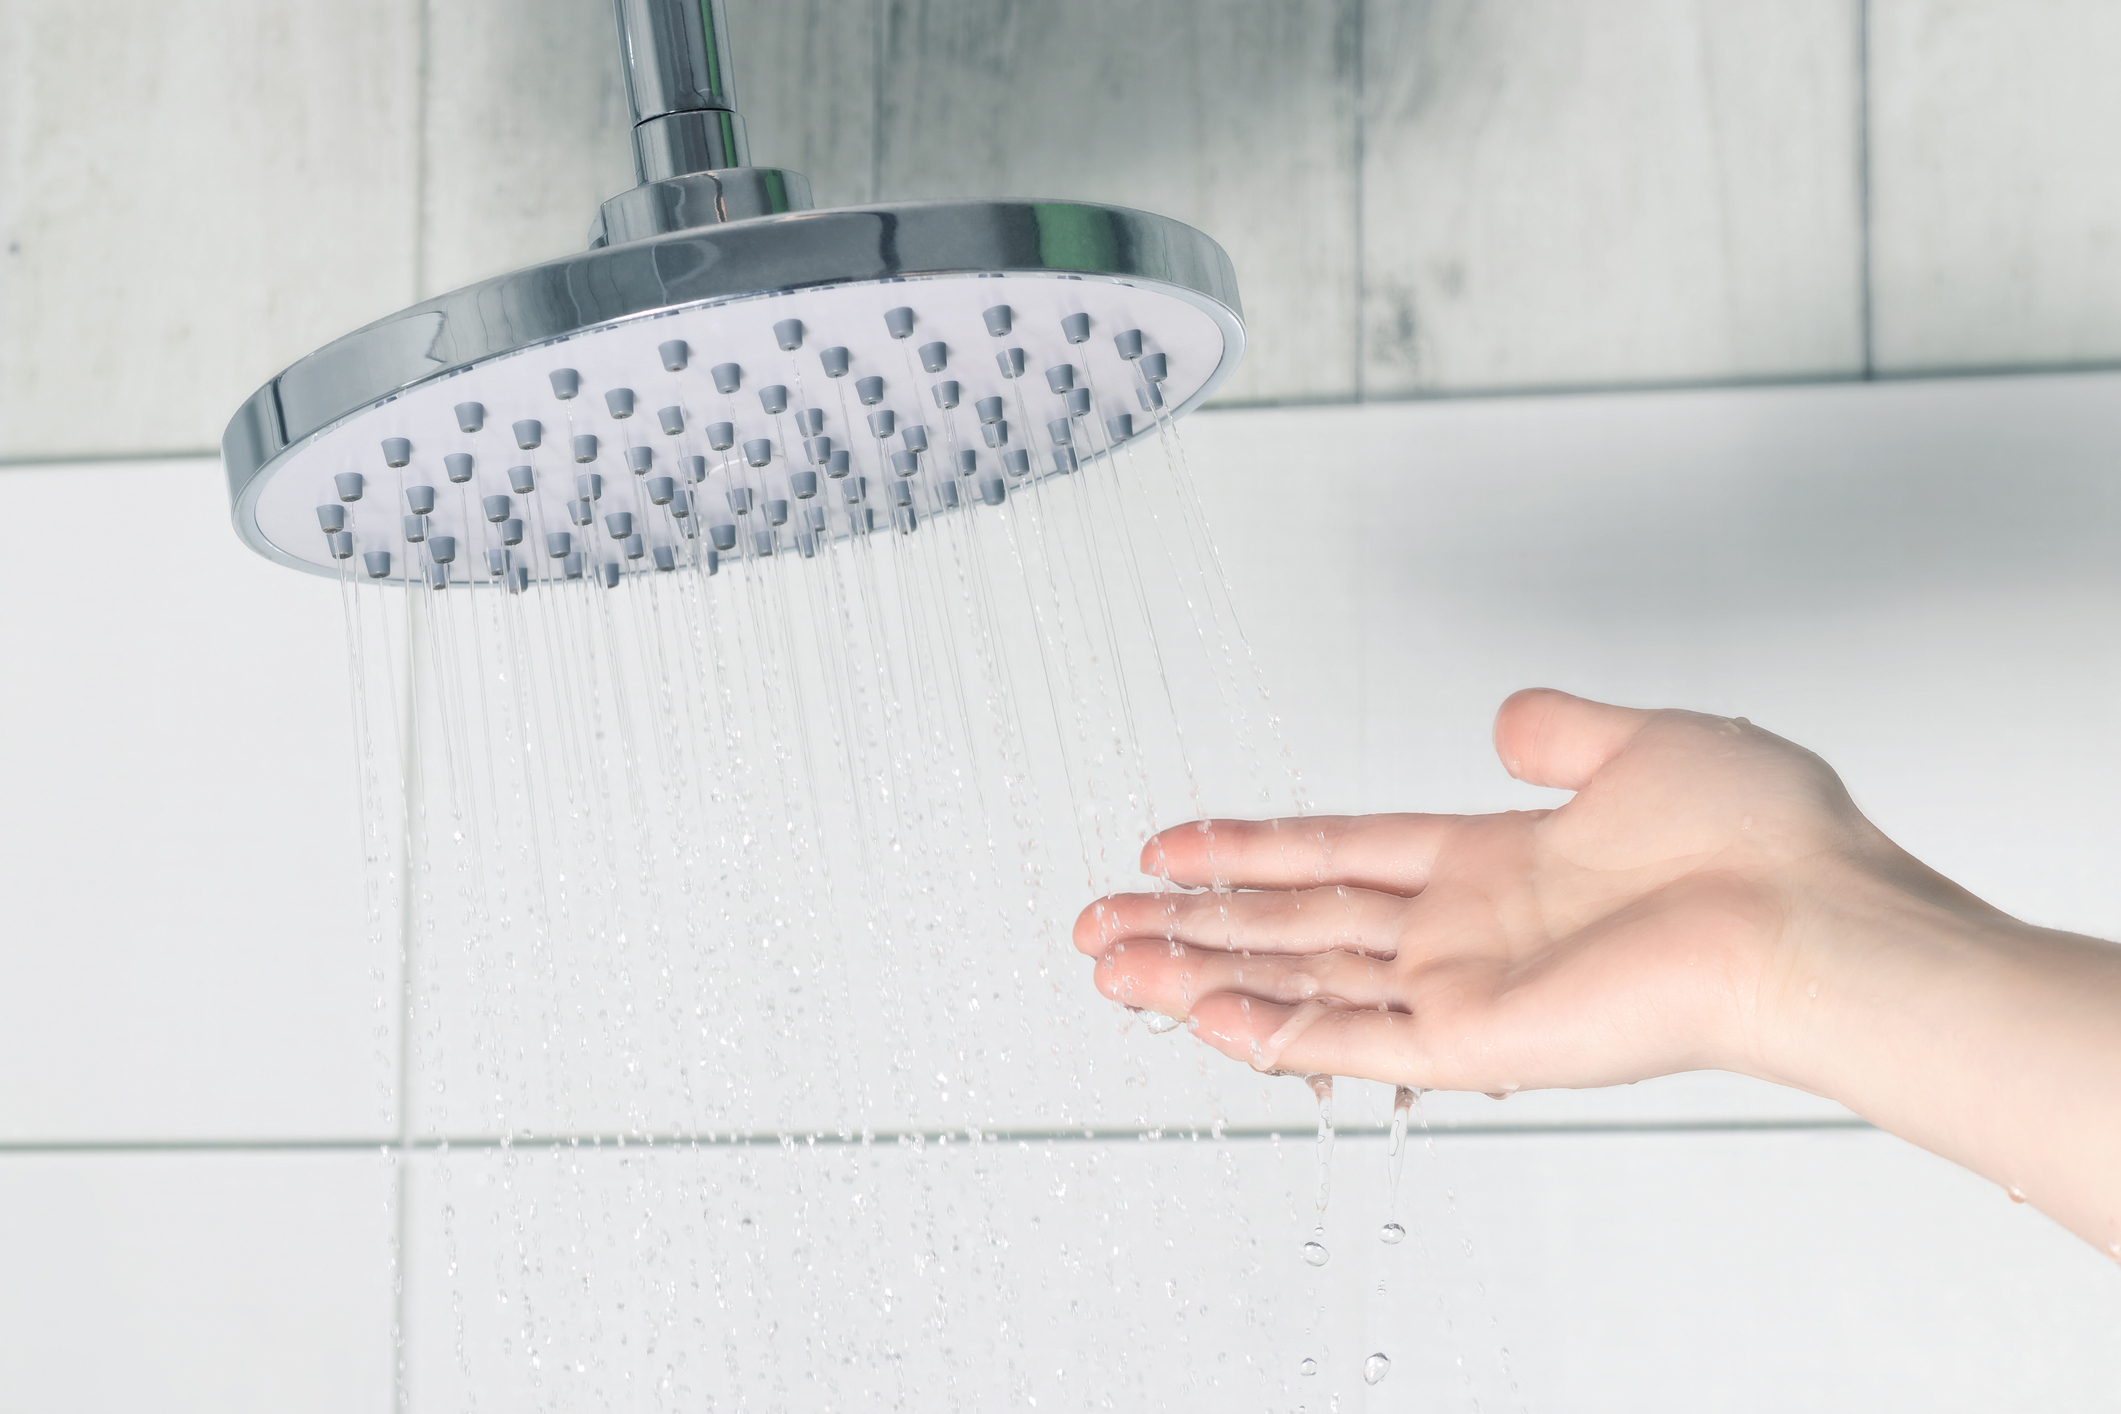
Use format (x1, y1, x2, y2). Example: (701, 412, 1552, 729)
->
(222, 0, 1243, 583)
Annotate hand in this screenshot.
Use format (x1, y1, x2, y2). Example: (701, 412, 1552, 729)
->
(1075, 687, 1977, 1093)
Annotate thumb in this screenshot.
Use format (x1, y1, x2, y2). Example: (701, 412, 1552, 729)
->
(1493, 688, 1656, 790)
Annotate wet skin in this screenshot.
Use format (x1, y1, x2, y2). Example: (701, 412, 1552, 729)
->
(1076, 688, 2121, 1258)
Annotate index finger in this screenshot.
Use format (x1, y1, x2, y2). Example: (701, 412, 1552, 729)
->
(1140, 814, 1460, 895)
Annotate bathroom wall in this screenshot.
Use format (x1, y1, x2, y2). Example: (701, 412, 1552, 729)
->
(4, 2, 2121, 1410)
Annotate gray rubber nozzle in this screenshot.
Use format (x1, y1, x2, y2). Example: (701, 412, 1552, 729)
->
(758, 384, 789, 415)
(711, 362, 742, 394)
(1044, 365, 1075, 394)
(982, 305, 1012, 337)
(901, 425, 930, 453)
(884, 306, 915, 339)
(938, 480, 961, 509)
(485, 548, 509, 577)
(381, 438, 411, 468)
(599, 562, 621, 588)
(546, 531, 572, 559)
(626, 446, 654, 474)
(957, 449, 977, 475)
(1061, 313, 1091, 344)
(654, 545, 677, 571)
(709, 523, 736, 551)
(773, 318, 804, 351)
(1004, 449, 1031, 476)
(501, 518, 524, 546)
(563, 553, 583, 579)
(804, 435, 832, 465)
(918, 340, 948, 373)
(444, 452, 474, 483)
(482, 493, 511, 523)
(402, 514, 427, 542)
(932, 380, 959, 410)
(797, 531, 817, 559)
(659, 339, 688, 372)
(706, 421, 734, 451)
(889, 479, 913, 506)
(790, 469, 819, 499)
(549, 368, 580, 399)
(604, 511, 634, 539)
(1139, 352, 1168, 383)
(753, 529, 776, 556)
(1052, 447, 1078, 473)
(727, 486, 754, 516)
(855, 376, 885, 406)
(657, 406, 683, 436)
(803, 503, 826, 531)
(335, 472, 365, 502)
(363, 550, 392, 579)
(576, 472, 603, 500)
(1105, 413, 1135, 442)
(329, 530, 355, 559)
(682, 455, 707, 482)
(509, 566, 530, 594)
(405, 485, 436, 514)
(795, 407, 825, 436)
(981, 420, 1009, 449)
(896, 506, 919, 534)
(1136, 382, 1164, 411)
(567, 499, 593, 527)
(828, 450, 851, 478)
(604, 388, 635, 418)
(316, 505, 346, 533)
(507, 464, 535, 494)
(1114, 329, 1144, 360)
(820, 346, 850, 378)
(513, 419, 542, 450)
(646, 476, 673, 505)
(668, 488, 692, 517)
(843, 475, 867, 503)
(572, 434, 599, 464)
(766, 498, 789, 525)
(454, 401, 485, 433)
(979, 475, 1005, 506)
(624, 533, 645, 560)
(996, 348, 1026, 379)
(743, 438, 773, 468)
(428, 535, 456, 564)
(890, 449, 919, 477)
(867, 409, 896, 439)
(975, 395, 1005, 425)
(1065, 387, 1092, 417)
(427, 564, 450, 589)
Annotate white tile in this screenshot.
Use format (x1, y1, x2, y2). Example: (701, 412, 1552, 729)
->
(0, 1150, 395, 1413)
(0, 0, 421, 459)
(400, 1126, 2121, 1409)
(1870, 0, 2121, 370)
(1360, 0, 1866, 393)
(875, 0, 1361, 406)
(0, 459, 394, 1142)
(419, 0, 635, 298)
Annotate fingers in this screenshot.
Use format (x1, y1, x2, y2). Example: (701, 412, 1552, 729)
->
(1092, 939, 1402, 1015)
(1187, 993, 1429, 1085)
(1138, 814, 1457, 894)
(1493, 688, 1657, 791)
(1074, 883, 1412, 958)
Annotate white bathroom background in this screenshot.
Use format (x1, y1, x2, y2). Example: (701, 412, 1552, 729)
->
(4, 2, 2120, 1410)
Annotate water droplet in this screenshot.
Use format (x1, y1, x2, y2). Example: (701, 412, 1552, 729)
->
(1143, 1011, 1182, 1033)
(1380, 1222, 1404, 1244)
(2007, 1186, 2027, 1204)
(1301, 1239, 1329, 1267)
(1362, 1352, 1391, 1385)
(1299, 1357, 1317, 1376)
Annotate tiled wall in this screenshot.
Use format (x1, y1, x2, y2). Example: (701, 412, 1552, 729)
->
(11, 1, 2121, 459)
(4, 2, 2121, 1409)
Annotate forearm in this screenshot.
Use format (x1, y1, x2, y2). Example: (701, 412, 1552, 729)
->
(1759, 867, 2121, 1256)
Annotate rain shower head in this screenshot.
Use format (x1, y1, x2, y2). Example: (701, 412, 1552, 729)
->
(222, 0, 1244, 584)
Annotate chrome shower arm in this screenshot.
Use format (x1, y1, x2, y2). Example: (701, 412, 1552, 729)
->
(614, 0, 749, 181)
(593, 0, 810, 245)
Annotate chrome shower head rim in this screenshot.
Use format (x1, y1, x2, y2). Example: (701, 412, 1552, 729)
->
(224, 198, 1244, 581)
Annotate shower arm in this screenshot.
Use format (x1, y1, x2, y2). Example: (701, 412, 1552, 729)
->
(591, 0, 814, 247)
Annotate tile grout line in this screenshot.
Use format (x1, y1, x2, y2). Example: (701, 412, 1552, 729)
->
(0, 1116, 1875, 1155)
(1857, 0, 1875, 379)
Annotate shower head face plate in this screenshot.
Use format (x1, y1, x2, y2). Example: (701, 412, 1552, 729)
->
(225, 200, 1243, 583)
